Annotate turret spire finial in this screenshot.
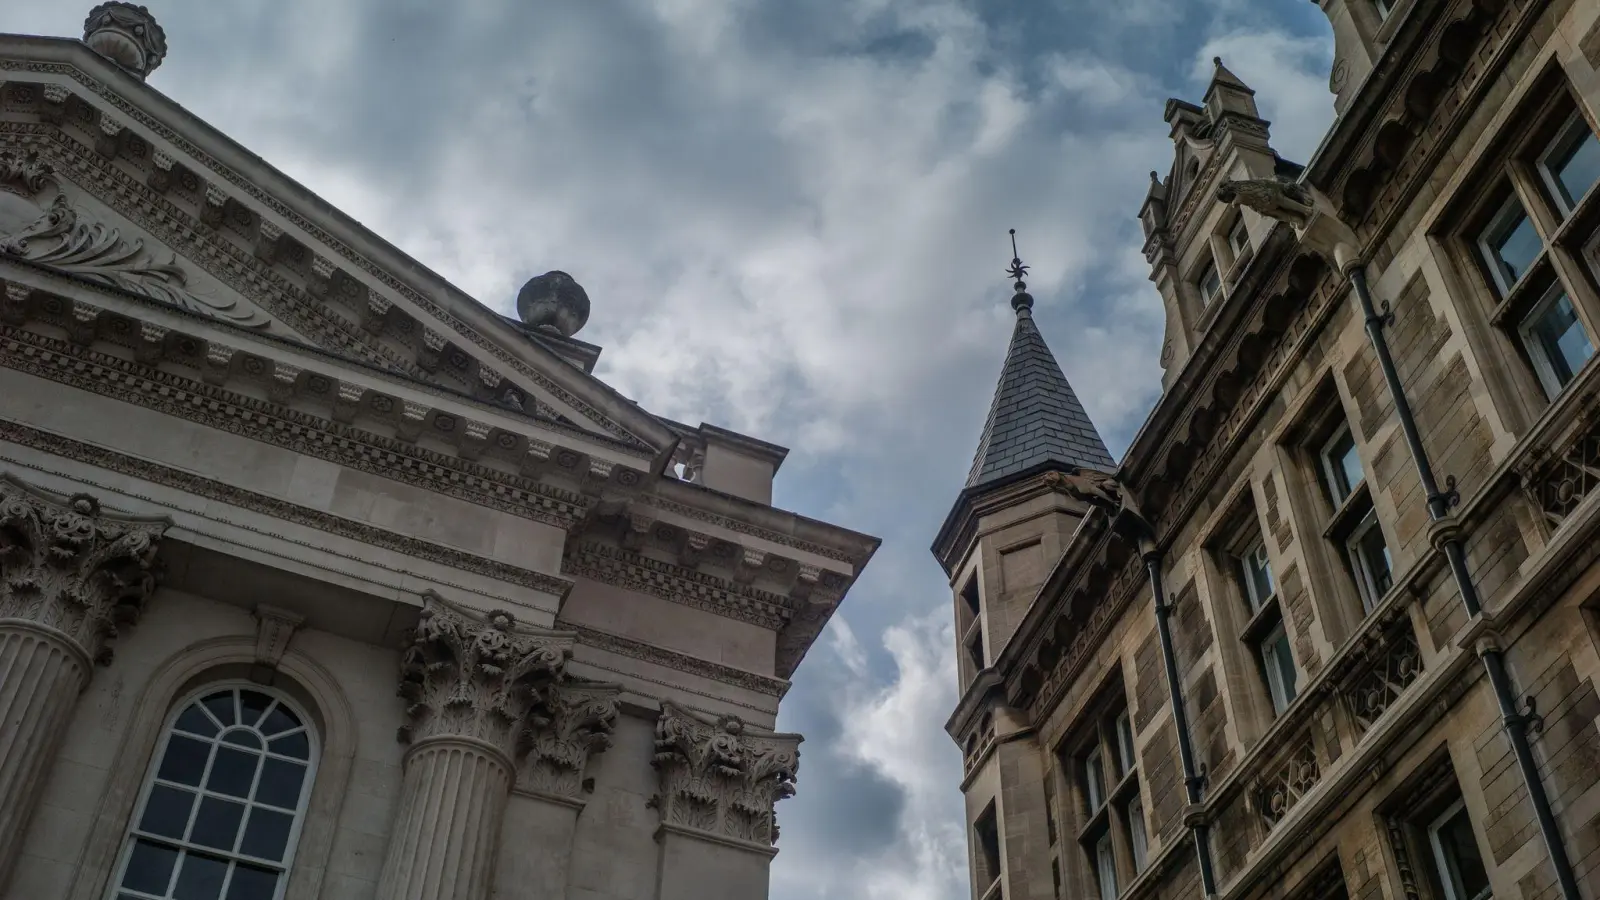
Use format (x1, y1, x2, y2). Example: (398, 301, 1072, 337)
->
(1006, 229, 1034, 315)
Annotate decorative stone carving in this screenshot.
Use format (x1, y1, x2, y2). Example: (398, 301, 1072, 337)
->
(1252, 735, 1320, 828)
(83, 2, 169, 80)
(517, 270, 591, 337)
(396, 591, 575, 761)
(518, 680, 621, 799)
(332, 382, 365, 423)
(0, 149, 54, 197)
(1217, 178, 1316, 230)
(0, 195, 270, 328)
(251, 604, 303, 675)
(650, 701, 800, 846)
(0, 473, 169, 663)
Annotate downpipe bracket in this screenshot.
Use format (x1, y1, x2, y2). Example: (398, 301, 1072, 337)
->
(1366, 299, 1396, 330)
(1507, 695, 1545, 737)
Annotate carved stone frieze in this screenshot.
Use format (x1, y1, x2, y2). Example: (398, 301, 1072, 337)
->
(0, 148, 53, 196)
(397, 591, 575, 762)
(517, 680, 621, 799)
(650, 701, 799, 846)
(0, 472, 169, 663)
(0, 192, 270, 328)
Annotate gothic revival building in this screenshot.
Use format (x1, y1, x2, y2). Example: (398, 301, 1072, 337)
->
(0, 7, 877, 900)
(939, 4, 1600, 900)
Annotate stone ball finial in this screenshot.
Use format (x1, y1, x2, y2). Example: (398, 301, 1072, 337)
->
(83, 3, 168, 80)
(516, 271, 591, 337)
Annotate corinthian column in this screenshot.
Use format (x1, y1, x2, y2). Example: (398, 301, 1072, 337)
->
(0, 474, 168, 887)
(650, 702, 801, 900)
(376, 592, 575, 900)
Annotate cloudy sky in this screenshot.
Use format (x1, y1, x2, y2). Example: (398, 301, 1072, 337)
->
(5, 1, 1339, 896)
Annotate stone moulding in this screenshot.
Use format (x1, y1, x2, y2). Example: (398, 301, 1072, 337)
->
(0, 66, 657, 449)
(649, 701, 800, 848)
(0, 469, 169, 664)
(565, 540, 791, 630)
(568, 623, 788, 699)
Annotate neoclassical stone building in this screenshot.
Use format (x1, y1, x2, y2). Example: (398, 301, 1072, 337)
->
(0, 7, 877, 900)
(940, 3, 1600, 900)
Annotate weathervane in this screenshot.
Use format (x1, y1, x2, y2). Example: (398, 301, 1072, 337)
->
(1006, 228, 1034, 313)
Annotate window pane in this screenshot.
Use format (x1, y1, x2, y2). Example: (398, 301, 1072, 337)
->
(1485, 201, 1542, 289)
(1526, 292, 1594, 389)
(226, 864, 278, 900)
(240, 808, 293, 862)
(1358, 521, 1392, 597)
(157, 736, 212, 787)
(122, 840, 179, 895)
(222, 730, 263, 750)
(1550, 122, 1600, 210)
(1128, 801, 1149, 871)
(173, 852, 229, 900)
(1324, 429, 1362, 503)
(259, 706, 300, 738)
(1240, 542, 1274, 609)
(256, 759, 306, 810)
(174, 704, 219, 739)
(1260, 626, 1297, 714)
(268, 731, 310, 761)
(1436, 807, 1491, 900)
(1201, 264, 1221, 305)
(1084, 751, 1106, 811)
(1096, 833, 1118, 900)
(202, 692, 237, 728)
(140, 784, 196, 839)
(207, 748, 260, 799)
(1115, 714, 1136, 777)
(191, 797, 245, 852)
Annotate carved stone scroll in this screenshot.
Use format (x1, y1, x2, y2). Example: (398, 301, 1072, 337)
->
(518, 680, 621, 799)
(650, 701, 800, 847)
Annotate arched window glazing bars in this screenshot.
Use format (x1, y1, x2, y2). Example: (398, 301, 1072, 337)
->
(108, 684, 318, 900)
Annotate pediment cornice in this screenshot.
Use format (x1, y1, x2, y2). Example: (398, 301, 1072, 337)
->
(0, 39, 676, 456)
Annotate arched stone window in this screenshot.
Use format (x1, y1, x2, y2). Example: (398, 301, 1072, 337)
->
(108, 684, 317, 900)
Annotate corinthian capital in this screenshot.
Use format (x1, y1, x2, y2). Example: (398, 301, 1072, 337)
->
(650, 701, 800, 847)
(396, 591, 575, 761)
(0, 474, 169, 663)
(517, 680, 621, 799)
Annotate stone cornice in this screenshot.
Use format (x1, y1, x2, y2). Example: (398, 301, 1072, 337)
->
(0, 417, 576, 600)
(564, 540, 792, 630)
(0, 324, 595, 530)
(0, 48, 675, 453)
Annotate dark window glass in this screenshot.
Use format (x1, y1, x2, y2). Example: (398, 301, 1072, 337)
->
(1524, 292, 1594, 390)
(240, 808, 293, 862)
(202, 693, 237, 728)
(157, 736, 211, 787)
(207, 748, 260, 799)
(1547, 120, 1600, 210)
(256, 759, 306, 810)
(139, 784, 195, 839)
(268, 731, 310, 761)
(1483, 200, 1542, 291)
(238, 692, 272, 729)
(122, 840, 179, 895)
(174, 705, 219, 738)
(226, 865, 278, 900)
(191, 797, 245, 851)
(172, 852, 229, 900)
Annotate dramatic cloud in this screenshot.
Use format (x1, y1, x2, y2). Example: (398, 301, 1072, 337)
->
(0, 2, 1337, 897)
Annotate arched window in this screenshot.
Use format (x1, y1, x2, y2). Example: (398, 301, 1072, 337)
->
(110, 685, 317, 900)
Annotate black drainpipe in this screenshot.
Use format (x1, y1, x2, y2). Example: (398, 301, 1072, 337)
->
(1136, 532, 1218, 899)
(1348, 265, 1580, 900)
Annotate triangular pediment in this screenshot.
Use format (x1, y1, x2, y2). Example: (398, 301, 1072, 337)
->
(0, 41, 675, 456)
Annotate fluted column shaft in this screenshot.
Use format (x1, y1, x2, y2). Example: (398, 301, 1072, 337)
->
(376, 737, 512, 900)
(0, 621, 91, 887)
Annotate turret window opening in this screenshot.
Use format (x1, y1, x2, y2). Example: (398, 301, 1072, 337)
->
(973, 802, 1002, 897)
(111, 684, 317, 900)
(959, 575, 986, 680)
(1062, 687, 1145, 898)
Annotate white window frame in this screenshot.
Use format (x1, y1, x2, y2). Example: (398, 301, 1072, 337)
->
(1428, 799, 1492, 900)
(1477, 194, 1539, 298)
(1095, 831, 1119, 900)
(1114, 712, 1136, 779)
(1198, 258, 1222, 307)
(1236, 538, 1275, 612)
(1537, 111, 1600, 217)
(109, 683, 319, 900)
(1518, 285, 1595, 399)
(1084, 748, 1107, 812)
(1375, 0, 1392, 17)
(1227, 217, 1250, 258)
(1319, 424, 1364, 506)
(1259, 622, 1298, 715)
(1126, 799, 1149, 872)
(1347, 510, 1392, 613)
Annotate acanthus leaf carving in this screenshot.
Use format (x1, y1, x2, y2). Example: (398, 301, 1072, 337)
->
(517, 680, 621, 799)
(649, 701, 800, 846)
(396, 590, 575, 763)
(0, 194, 271, 329)
(0, 472, 170, 664)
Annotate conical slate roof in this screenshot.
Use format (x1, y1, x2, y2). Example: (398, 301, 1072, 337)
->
(965, 308, 1115, 489)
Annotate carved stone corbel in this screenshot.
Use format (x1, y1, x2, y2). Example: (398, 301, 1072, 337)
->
(649, 702, 800, 847)
(735, 548, 767, 585)
(40, 84, 70, 124)
(201, 343, 235, 386)
(678, 532, 711, 568)
(522, 439, 554, 477)
(517, 681, 621, 800)
(94, 115, 124, 157)
(332, 382, 365, 424)
(584, 458, 614, 494)
(460, 420, 491, 460)
(200, 183, 227, 228)
(1, 283, 30, 325)
(396, 400, 429, 442)
(418, 328, 447, 372)
(621, 511, 655, 551)
(250, 604, 304, 683)
(308, 254, 336, 297)
(362, 294, 392, 333)
(134, 322, 167, 364)
(255, 219, 284, 262)
(268, 362, 302, 403)
(147, 149, 175, 193)
(67, 300, 100, 345)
